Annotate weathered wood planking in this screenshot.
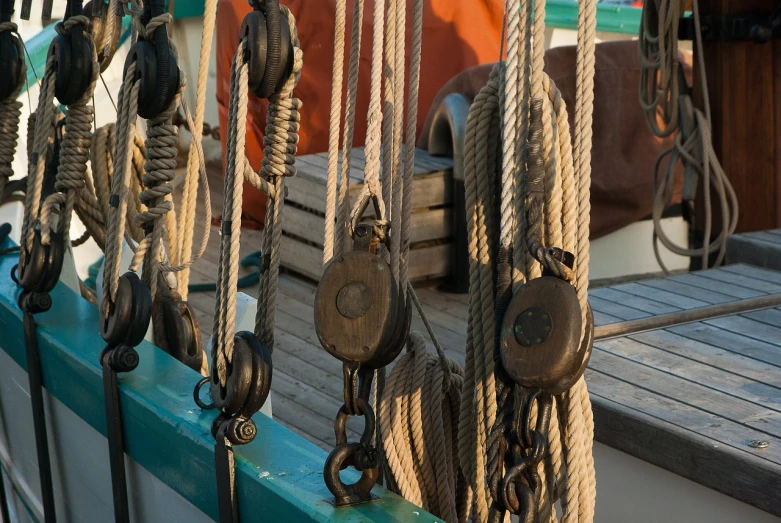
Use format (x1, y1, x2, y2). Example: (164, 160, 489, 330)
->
(281, 147, 455, 283)
(189, 171, 781, 521)
(727, 229, 781, 271)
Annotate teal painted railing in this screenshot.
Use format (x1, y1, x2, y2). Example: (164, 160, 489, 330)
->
(167, 0, 643, 34)
(0, 243, 434, 522)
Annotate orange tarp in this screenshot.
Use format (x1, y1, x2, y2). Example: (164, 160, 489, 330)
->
(216, 0, 504, 227)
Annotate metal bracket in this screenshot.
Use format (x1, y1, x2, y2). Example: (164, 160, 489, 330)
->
(679, 11, 781, 43)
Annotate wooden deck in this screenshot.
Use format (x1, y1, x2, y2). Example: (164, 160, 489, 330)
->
(184, 167, 781, 517)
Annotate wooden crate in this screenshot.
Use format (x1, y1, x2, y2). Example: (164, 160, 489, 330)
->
(282, 148, 454, 282)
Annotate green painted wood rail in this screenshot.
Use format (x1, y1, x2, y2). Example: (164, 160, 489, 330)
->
(0, 241, 435, 522)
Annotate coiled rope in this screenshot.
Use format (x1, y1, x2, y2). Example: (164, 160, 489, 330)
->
(458, 0, 598, 521)
(0, 21, 25, 204)
(639, 0, 738, 271)
(212, 6, 302, 386)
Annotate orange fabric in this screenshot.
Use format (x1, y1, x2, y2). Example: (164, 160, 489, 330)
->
(216, 0, 504, 226)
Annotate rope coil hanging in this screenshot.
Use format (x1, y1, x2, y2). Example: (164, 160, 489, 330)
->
(457, 0, 598, 521)
(639, 0, 739, 271)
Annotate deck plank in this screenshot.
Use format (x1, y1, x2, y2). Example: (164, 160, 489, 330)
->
(186, 171, 781, 515)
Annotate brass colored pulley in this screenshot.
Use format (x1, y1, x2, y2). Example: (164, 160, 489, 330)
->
(499, 276, 593, 395)
(314, 224, 410, 370)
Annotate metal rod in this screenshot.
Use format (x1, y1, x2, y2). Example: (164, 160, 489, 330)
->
(23, 310, 57, 523)
(214, 436, 238, 523)
(594, 292, 781, 341)
(102, 358, 130, 523)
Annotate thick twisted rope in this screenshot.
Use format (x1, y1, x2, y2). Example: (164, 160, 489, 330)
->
(39, 17, 101, 246)
(0, 22, 26, 203)
(213, 8, 302, 386)
(254, 6, 303, 351)
(21, 59, 57, 266)
(174, 0, 217, 300)
(458, 0, 598, 521)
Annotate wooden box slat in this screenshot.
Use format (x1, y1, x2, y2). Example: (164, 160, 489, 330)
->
(282, 147, 455, 282)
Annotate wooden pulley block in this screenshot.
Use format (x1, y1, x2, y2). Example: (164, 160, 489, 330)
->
(314, 224, 410, 370)
(499, 276, 594, 395)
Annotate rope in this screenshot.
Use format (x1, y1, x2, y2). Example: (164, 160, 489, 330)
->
(175, 0, 218, 300)
(0, 22, 26, 204)
(640, 0, 738, 271)
(324, 0, 365, 263)
(212, 7, 302, 386)
(457, 0, 598, 520)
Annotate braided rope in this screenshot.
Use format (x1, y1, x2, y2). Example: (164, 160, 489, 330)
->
(0, 22, 26, 202)
(213, 7, 302, 387)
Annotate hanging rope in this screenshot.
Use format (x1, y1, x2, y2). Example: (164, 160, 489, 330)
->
(640, 0, 738, 271)
(0, 20, 25, 204)
(321, 0, 469, 518)
(456, 0, 598, 521)
(174, 0, 218, 300)
(212, 4, 303, 390)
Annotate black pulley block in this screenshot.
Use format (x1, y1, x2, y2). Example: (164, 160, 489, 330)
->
(48, 22, 93, 106)
(100, 272, 152, 347)
(18, 231, 65, 294)
(0, 30, 23, 102)
(240, 1, 293, 99)
(124, 31, 180, 119)
(209, 331, 272, 420)
(161, 300, 205, 373)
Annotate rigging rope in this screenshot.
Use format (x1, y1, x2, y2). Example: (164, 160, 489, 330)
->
(323, 0, 468, 518)
(212, 5, 302, 391)
(0, 21, 25, 204)
(457, 0, 598, 521)
(639, 0, 738, 271)
(101, 5, 213, 369)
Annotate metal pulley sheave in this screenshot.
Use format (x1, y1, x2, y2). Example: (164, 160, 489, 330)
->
(315, 223, 411, 372)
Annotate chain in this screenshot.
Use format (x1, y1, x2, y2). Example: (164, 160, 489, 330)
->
(324, 362, 381, 505)
(172, 109, 220, 140)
